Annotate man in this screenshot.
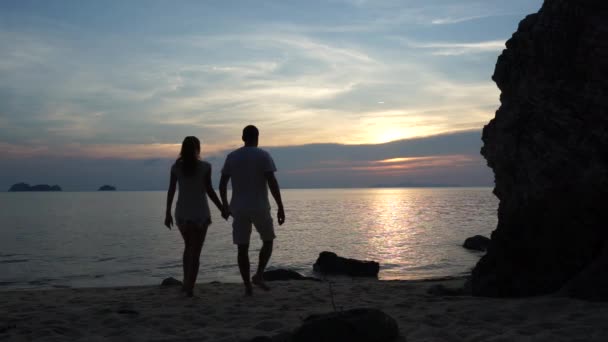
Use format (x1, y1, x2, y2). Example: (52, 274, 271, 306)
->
(220, 125, 285, 296)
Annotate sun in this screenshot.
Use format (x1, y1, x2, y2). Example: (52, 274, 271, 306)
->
(376, 129, 405, 144)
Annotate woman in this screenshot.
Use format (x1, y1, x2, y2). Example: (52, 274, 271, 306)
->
(164, 136, 225, 297)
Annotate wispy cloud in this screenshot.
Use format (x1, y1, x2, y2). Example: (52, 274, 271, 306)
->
(430, 13, 515, 25)
(395, 37, 506, 56)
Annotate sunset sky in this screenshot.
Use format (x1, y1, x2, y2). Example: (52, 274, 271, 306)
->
(0, 0, 543, 190)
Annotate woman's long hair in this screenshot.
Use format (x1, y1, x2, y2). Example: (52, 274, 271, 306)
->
(176, 136, 201, 177)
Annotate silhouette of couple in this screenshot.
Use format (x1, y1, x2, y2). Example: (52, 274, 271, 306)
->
(164, 125, 285, 297)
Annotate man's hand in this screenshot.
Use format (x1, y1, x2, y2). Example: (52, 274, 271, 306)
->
(164, 213, 174, 229)
(277, 207, 285, 225)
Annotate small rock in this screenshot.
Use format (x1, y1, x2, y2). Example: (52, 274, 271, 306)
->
(161, 277, 182, 287)
(463, 235, 490, 252)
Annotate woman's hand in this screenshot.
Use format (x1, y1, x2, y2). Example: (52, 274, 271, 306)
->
(164, 212, 174, 229)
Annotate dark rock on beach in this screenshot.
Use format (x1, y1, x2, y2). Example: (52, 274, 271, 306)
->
(98, 185, 117, 191)
(160, 277, 182, 287)
(463, 235, 490, 252)
(8, 183, 62, 192)
(263, 269, 321, 282)
(313, 251, 379, 277)
(293, 308, 399, 342)
(473, 0, 608, 297)
(247, 309, 400, 342)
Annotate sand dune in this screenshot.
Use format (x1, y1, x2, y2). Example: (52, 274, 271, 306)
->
(2, 279, 608, 341)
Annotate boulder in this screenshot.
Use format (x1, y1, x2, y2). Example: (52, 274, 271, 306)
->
(160, 277, 182, 287)
(293, 308, 399, 342)
(263, 269, 320, 282)
(472, 0, 608, 297)
(313, 252, 379, 277)
(463, 235, 490, 252)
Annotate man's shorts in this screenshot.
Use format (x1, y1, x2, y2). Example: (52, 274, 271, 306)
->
(232, 209, 275, 245)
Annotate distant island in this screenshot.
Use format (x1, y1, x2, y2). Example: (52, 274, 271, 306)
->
(372, 182, 461, 188)
(98, 185, 117, 191)
(8, 183, 62, 192)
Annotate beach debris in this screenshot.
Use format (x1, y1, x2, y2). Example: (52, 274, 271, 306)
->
(463, 235, 490, 252)
(160, 277, 183, 287)
(263, 269, 320, 282)
(313, 251, 379, 277)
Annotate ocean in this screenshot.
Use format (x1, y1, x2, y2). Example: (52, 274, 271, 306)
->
(0, 188, 496, 289)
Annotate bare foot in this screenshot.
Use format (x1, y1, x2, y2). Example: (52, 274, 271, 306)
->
(252, 274, 270, 291)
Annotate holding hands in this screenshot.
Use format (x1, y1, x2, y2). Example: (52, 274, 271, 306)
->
(221, 205, 231, 221)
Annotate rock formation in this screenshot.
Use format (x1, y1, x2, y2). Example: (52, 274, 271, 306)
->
(473, 0, 608, 297)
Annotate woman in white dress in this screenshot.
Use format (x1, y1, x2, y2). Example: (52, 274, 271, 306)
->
(164, 136, 225, 297)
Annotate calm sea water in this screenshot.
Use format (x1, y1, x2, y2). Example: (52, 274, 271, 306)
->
(0, 188, 497, 289)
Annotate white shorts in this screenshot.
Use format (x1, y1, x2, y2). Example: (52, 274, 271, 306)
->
(232, 209, 275, 245)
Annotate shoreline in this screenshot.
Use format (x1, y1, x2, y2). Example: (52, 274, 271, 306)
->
(0, 274, 471, 292)
(3, 278, 607, 341)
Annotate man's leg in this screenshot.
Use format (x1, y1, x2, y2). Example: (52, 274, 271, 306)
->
(237, 244, 252, 295)
(257, 240, 273, 277)
(251, 209, 275, 291)
(252, 240, 273, 291)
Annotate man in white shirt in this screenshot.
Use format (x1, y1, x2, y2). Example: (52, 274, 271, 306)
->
(220, 125, 285, 296)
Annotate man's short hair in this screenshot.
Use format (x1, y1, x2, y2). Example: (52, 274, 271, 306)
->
(242, 125, 259, 141)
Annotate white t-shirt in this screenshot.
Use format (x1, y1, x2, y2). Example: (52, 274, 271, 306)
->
(221, 147, 277, 212)
(172, 160, 211, 223)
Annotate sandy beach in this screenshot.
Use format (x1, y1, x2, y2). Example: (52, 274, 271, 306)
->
(2, 278, 608, 341)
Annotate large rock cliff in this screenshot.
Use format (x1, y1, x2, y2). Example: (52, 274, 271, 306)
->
(473, 0, 608, 297)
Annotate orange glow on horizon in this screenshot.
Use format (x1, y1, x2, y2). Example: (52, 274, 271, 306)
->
(284, 154, 478, 175)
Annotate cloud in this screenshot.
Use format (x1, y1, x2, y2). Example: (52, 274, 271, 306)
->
(0, 0, 530, 170)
